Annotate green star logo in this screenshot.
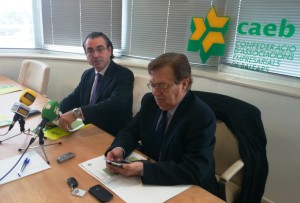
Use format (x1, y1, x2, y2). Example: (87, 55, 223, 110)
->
(188, 6, 229, 64)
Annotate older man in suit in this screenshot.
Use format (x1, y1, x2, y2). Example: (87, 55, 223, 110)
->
(58, 32, 134, 136)
(105, 52, 218, 196)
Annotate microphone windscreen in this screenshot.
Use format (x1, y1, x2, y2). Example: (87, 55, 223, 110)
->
(11, 102, 31, 117)
(8, 89, 37, 131)
(41, 100, 60, 122)
(19, 89, 37, 106)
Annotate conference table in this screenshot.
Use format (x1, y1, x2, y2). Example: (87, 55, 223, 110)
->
(0, 75, 225, 203)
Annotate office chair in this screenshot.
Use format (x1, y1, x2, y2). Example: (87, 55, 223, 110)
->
(18, 59, 50, 96)
(215, 120, 244, 202)
(132, 74, 150, 116)
(194, 91, 268, 203)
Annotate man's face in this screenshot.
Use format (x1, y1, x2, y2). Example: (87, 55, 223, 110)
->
(84, 37, 112, 72)
(149, 65, 189, 111)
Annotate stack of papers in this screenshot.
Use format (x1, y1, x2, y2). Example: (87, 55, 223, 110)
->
(79, 152, 191, 203)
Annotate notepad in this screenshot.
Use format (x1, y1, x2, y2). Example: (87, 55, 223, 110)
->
(43, 126, 71, 140)
(0, 151, 50, 185)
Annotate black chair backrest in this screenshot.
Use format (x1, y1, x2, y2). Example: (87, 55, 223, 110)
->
(193, 91, 268, 203)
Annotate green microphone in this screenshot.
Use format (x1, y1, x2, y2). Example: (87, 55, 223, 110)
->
(29, 100, 60, 145)
(41, 100, 60, 122)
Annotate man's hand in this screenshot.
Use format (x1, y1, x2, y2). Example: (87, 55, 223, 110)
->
(107, 161, 144, 176)
(106, 147, 125, 173)
(106, 147, 124, 161)
(58, 111, 76, 131)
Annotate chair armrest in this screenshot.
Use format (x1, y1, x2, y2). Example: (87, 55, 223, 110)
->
(220, 159, 244, 182)
(218, 159, 244, 201)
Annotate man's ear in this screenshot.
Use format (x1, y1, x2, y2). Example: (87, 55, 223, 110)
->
(108, 46, 113, 56)
(181, 78, 189, 91)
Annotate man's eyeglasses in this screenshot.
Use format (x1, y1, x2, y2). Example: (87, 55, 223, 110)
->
(86, 46, 108, 56)
(147, 82, 179, 91)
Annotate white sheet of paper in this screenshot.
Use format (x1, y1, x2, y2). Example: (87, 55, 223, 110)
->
(79, 152, 191, 203)
(0, 151, 50, 185)
(51, 119, 85, 132)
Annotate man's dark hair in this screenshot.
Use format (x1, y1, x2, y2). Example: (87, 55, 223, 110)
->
(148, 52, 193, 89)
(82, 32, 114, 59)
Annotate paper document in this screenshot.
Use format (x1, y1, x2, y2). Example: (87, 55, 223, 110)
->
(0, 151, 50, 185)
(0, 85, 22, 95)
(79, 152, 191, 203)
(0, 114, 12, 127)
(68, 119, 86, 132)
(43, 126, 71, 140)
(44, 119, 88, 140)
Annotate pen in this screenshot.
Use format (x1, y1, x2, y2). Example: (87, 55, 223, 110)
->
(18, 157, 30, 177)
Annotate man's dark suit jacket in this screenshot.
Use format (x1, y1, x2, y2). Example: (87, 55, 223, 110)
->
(194, 91, 268, 203)
(60, 60, 134, 136)
(107, 91, 218, 196)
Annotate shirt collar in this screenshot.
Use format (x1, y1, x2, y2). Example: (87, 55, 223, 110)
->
(166, 91, 187, 117)
(94, 61, 110, 76)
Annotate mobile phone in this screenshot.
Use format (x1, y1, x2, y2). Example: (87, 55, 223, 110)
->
(28, 109, 41, 117)
(88, 184, 113, 202)
(57, 152, 75, 163)
(106, 160, 131, 167)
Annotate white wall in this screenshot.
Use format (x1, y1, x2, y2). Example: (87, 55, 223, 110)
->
(1, 55, 300, 203)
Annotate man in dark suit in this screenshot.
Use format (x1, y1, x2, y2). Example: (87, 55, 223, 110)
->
(105, 52, 218, 195)
(58, 32, 134, 136)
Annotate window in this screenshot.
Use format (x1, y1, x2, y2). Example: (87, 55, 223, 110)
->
(0, 0, 37, 48)
(222, 0, 300, 78)
(123, 0, 225, 66)
(0, 0, 299, 79)
(41, 0, 122, 54)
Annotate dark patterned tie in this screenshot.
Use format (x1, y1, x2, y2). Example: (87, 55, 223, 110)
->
(90, 73, 103, 104)
(154, 111, 168, 161)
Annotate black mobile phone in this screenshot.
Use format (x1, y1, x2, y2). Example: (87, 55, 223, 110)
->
(88, 184, 113, 202)
(106, 160, 131, 167)
(28, 109, 41, 117)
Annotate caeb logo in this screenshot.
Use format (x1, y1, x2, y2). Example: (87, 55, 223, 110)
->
(238, 19, 295, 37)
(188, 6, 229, 63)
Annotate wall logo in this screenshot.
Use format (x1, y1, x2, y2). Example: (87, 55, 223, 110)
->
(232, 19, 296, 75)
(238, 19, 295, 38)
(188, 6, 229, 63)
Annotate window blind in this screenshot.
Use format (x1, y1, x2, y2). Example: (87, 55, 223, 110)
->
(123, 0, 225, 66)
(221, 0, 300, 78)
(42, 0, 122, 54)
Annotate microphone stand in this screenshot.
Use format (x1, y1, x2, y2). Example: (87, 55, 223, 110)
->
(18, 125, 62, 164)
(0, 117, 31, 144)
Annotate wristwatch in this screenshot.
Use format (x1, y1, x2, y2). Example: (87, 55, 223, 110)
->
(72, 108, 81, 118)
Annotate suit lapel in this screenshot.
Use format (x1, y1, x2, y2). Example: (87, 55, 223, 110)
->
(83, 70, 95, 105)
(151, 108, 162, 155)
